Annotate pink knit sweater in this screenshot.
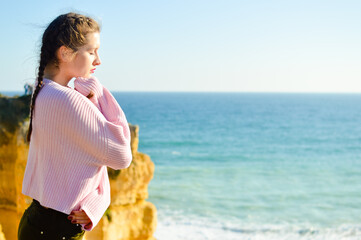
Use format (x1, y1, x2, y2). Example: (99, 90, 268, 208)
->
(22, 77, 132, 231)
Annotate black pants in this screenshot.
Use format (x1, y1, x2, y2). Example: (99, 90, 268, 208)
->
(18, 200, 85, 240)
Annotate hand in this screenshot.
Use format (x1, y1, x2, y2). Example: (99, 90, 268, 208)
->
(68, 210, 92, 229)
(74, 76, 103, 109)
(74, 76, 103, 99)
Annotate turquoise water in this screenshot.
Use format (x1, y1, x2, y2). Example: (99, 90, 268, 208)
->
(114, 92, 361, 240)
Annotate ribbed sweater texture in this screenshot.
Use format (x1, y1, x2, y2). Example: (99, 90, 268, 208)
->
(22, 77, 132, 231)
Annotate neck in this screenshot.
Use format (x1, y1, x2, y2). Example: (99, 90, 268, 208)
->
(44, 65, 72, 87)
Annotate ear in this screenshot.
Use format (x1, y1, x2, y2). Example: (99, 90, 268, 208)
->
(57, 46, 75, 63)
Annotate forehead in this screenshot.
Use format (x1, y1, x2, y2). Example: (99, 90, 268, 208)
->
(84, 32, 100, 48)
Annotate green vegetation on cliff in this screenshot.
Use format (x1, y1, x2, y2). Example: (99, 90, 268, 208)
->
(0, 94, 31, 145)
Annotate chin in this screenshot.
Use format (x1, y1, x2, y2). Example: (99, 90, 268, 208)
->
(82, 74, 91, 78)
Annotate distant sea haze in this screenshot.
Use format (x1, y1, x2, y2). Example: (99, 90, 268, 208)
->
(3, 91, 361, 239)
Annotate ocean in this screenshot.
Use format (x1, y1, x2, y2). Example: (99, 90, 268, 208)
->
(113, 92, 361, 240)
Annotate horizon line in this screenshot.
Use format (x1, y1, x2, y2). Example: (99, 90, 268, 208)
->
(2, 90, 361, 95)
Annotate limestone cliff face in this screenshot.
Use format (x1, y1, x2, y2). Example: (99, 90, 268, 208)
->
(0, 94, 157, 240)
(0, 95, 32, 240)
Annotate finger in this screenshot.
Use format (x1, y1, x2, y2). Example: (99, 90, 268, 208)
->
(69, 211, 88, 219)
(69, 213, 89, 219)
(84, 223, 92, 230)
(68, 214, 86, 221)
(70, 216, 89, 222)
(70, 210, 84, 216)
(69, 210, 90, 222)
(71, 219, 91, 225)
(69, 211, 86, 216)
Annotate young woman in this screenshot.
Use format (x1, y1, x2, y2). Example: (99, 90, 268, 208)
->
(17, 12, 132, 240)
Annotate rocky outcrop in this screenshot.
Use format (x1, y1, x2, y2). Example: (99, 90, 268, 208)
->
(0, 94, 32, 240)
(0, 94, 157, 240)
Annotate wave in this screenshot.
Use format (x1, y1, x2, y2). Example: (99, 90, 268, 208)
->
(154, 209, 361, 240)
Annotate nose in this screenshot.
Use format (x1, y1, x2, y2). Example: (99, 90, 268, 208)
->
(94, 53, 101, 66)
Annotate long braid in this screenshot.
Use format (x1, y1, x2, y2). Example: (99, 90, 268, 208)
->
(26, 52, 47, 142)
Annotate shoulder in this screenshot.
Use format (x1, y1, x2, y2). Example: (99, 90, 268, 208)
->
(37, 80, 92, 112)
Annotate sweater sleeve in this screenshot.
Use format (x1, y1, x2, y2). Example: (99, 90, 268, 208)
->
(74, 76, 130, 139)
(74, 77, 132, 168)
(45, 85, 132, 170)
(79, 166, 110, 231)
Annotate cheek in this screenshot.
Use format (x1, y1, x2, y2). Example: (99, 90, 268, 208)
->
(74, 55, 91, 69)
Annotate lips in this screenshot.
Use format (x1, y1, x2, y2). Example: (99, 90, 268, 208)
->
(90, 68, 96, 73)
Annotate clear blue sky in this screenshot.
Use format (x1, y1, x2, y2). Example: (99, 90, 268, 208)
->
(1, 0, 361, 92)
